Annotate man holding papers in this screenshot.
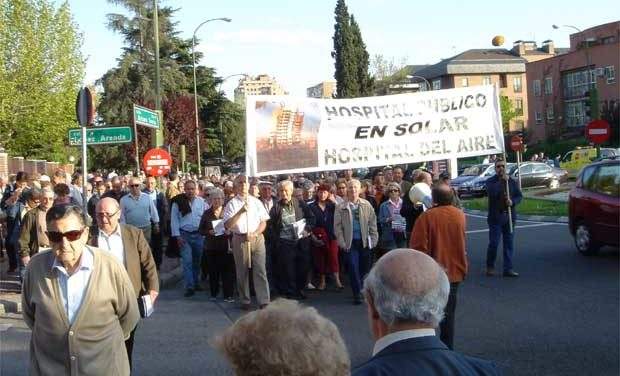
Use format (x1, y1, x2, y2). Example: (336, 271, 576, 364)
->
(334, 179, 379, 305)
(268, 180, 316, 300)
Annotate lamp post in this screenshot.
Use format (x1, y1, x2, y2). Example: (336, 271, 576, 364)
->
(192, 17, 231, 175)
(406, 75, 432, 91)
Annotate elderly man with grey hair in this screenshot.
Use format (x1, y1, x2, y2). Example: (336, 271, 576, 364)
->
(353, 249, 500, 376)
(214, 299, 350, 376)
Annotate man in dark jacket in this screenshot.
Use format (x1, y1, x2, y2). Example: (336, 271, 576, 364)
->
(353, 249, 500, 376)
(269, 180, 315, 300)
(485, 159, 522, 277)
(143, 176, 168, 269)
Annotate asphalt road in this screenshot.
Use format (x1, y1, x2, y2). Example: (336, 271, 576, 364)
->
(1, 214, 618, 375)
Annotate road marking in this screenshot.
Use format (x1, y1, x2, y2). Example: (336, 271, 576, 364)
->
(466, 222, 559, 234)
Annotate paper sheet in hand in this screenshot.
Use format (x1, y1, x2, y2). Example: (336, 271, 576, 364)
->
(391, 214, 406, 232)
(139, 295, 154, 318)
(212, 219, 225, 236)
(292, 218, 307, 239)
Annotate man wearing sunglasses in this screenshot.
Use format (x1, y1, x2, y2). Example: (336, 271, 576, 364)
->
(485, 158, 522, 278)
(21, 204, 139, 376)
(119, 177, 159, 244)
(93, 197, 159, 369)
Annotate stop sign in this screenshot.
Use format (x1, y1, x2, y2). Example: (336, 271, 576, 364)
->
(585, 119, 611, 144)
(143, 148, 172, 176)
(510, 135, 524, 152)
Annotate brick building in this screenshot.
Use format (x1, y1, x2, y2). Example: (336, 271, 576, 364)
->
(526, 21, 619, 143)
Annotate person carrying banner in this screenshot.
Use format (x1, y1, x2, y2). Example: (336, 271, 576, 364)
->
(223, 175, 271, 310)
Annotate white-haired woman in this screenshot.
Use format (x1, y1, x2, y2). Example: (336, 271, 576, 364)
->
(377, 182, 407, 256)
(199, 188, 235, 302)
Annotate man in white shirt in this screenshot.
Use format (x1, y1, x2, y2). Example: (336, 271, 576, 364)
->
(170, 180, 206, 297)
(120, 177, 159, 244)
(223, 175, 270, 310)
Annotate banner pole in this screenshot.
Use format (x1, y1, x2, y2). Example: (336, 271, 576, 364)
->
(503, 152, 513, 233)
(245, 175, 252, 269)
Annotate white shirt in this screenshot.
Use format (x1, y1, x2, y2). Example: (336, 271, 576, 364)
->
(170, 197, 206, 237)
(222, 195, 270, 234)
(52, 247, 95, 324)
(372, 329, 437, 356)
(98, 226, 125, 266)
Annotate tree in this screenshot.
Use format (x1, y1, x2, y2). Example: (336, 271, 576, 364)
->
(370, 54, 408, 95)
(332, 0, 372, 98)
(204, 95, 245, 161)
(500, 96, 517, 134)
(0, 0, 84, 161)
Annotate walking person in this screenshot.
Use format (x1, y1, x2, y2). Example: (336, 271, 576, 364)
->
(171, 180, 207, 297)
(411, 184, 468, 350)
(19, 187, 54, 267)
(223, 175, 271, 310)
(485, 158, 522, 277)
(334, 179, 379, 305)
(143, 176, 168, 269)
(120, 177, 160, 244)
(377, 182, 407, 257)
(199, 188, 235, 303)
(309, 184, 343, 290)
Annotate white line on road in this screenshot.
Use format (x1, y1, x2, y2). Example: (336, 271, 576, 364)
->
(466, 222, 559, 234)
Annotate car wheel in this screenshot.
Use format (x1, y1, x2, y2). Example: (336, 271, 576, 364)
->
(548, 178, 560, 189)
(574, 222, 600, 255)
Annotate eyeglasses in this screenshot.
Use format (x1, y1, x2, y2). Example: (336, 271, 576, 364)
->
(95, 209, 120, 219)
(47, 228, 85, 243)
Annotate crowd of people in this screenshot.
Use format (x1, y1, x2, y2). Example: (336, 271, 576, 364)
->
(0, 159, 521, 375)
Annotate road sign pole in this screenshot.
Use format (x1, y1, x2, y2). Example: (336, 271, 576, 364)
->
(133, 106, 140, 175)
(517, 150, 522, 191)
(81, 126, 88, 213)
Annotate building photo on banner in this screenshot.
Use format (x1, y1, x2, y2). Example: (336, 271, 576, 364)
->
(245, 85, 505, 176)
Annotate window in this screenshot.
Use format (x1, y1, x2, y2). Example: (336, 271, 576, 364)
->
(500, 74, 507, 88)
(593, 165, 620, 197)
(520, 164, 534, 175)
(578, 166, 596, 189)
(605, 66, 615, 84)
(432, 79, 441, 90)
(514, 98, 523, 115)
(513, 76, 522, 93)
(562, 69, 596, 99)
(562, 151, 573, 163)
(601, 36, 616, 45)
(535, 111, 543, 124)
(565, 100, 587, 128)
(546, 105, 554, 122)
(461, 78, 469, 87)
(533, 80, 541, 96)
(483, 76, 492, 85)
(544, 77, 553, 95)
(533, 164, 551, 173)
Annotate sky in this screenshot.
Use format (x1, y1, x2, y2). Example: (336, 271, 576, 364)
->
(65, 0, 619, 99)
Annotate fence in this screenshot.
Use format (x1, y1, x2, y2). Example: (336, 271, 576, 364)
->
(0, 152, 74, 178)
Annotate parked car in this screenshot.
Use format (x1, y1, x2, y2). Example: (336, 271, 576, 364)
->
(560, 146, 619, 177)
(508, 162, 568, 189)
(450, 164, 495, 197)
(568, 159, 620, 255)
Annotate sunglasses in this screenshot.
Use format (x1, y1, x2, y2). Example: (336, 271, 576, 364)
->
(130, 184, 140, 187)
(47, 228, 85, 243)
(389, 189, 400, 193)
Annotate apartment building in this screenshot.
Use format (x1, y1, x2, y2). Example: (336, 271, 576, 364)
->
(526, 21, 619, 143)
(306, 80, 337, 98)
(234, 74, 288, 106)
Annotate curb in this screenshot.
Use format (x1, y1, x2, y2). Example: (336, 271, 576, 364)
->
(464, 209, 568, 224)
(159, 265, 183, 289)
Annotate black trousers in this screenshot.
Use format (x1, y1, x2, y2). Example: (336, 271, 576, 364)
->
(150, 225, 163, 269)
(205, 249, 235, 298)
(440, 282, 459, 350)
(125, 325, 138, 372)
(277, 238, 310, 296)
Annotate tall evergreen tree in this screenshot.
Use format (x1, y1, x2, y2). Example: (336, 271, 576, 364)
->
(332, 0, 372, 98)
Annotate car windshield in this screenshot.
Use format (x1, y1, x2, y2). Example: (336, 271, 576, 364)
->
(462, 165, 484, 176)
(507, 164, 518, 175)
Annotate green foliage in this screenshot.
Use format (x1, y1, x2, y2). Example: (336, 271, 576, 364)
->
(332, 0, 372, 98)
(371, 55, 408, 95)
(204, 96, 245, 161)
(462, 197, 568, 217)
(0, 0, 84, 162)
(500, 96, 517, 134)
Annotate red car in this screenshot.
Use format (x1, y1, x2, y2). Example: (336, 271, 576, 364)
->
(568, 159, 620, 255)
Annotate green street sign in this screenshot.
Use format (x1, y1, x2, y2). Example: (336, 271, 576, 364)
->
(133, 104, 160, 129)
(68, 126, 133, 146)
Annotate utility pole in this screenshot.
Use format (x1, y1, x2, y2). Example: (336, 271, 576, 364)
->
(152, 0, 163, 148)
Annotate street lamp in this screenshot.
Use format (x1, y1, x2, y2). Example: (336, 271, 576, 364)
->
(217, 73, 249, 159)
(192, 17, 232, 175)
(552, 24, 593, 74)
(406, 75, 431, 91)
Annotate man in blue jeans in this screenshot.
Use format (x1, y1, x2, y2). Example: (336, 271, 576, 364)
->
(171, 180, 206, 297)
(334, 179, 379, 305)
(485, 158, 522, 277)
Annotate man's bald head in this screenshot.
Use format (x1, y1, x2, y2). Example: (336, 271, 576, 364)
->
(97, 197, 120, 212)
(96, 197, 121, 234)
(363, 249, 449, 328)
(432, 184, 454, 206)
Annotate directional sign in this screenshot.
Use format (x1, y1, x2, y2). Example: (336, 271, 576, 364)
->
(68, 126, 133, 146)
(585, 119, 611, 145)
(143, 148, 172, 176)
(133, 105, 160, 129)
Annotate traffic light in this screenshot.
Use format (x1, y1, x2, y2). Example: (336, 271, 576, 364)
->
(584, 88, 600, 120)
(584, 91, 591, 117)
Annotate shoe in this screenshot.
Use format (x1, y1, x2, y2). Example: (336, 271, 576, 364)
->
(184, 288, 195, 297)
(317, 282, 326, 291)
(503, 270, 519, 277)
(259, 304, 268, 309)
(224, 297, 235, 303)
(306, 283, 316, 290)
(194, 285, 204, 292)
(240, 303, 251, 311)
(485, 267, 496, 276)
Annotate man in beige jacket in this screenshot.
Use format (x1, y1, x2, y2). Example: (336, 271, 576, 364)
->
(22, 204, 139, 376)
(334, 179, 379, 305)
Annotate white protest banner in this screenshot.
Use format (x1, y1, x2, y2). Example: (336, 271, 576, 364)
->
(245, 85, 504, 177)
